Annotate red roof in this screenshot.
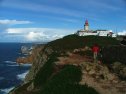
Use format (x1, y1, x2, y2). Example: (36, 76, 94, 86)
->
(85, 20, 89, 26)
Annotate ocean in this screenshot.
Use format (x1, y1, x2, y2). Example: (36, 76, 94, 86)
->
(0, 43, 32, 94)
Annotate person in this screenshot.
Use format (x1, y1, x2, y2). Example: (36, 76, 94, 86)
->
(92, 44, 100, 61)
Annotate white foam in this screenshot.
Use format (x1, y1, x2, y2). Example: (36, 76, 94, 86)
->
(21, 64, 32, 67)
(7, 64, 19, 67)
(0, 77, 4, 80)
(0, 87, 14, 94)
(4, 61, 16, 64)
(16, 64, 32, 67)
(6, 63, 31, 67)
(17, 71, 29, 81)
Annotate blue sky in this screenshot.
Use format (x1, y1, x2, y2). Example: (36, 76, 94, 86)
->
(0, 0, 126, 42)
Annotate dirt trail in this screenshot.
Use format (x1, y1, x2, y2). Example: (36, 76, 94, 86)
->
(80, 73, 126, 94)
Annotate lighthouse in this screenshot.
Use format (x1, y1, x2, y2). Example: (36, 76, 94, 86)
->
(84, 20, 89, 31)
(76, 19, 116, 37)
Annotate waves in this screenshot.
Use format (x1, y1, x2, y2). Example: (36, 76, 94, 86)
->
(0, 60, 31, 94)
(0, 69, 30, 94)
(20, 64, 32, 67)
(4, 61, 16, 64)
(0, 77, 4, 80)
(0, 43, 32, 94)
(0, 87, 14, 94)
(4, 61, 32, 67)
(17, 70, 29, 81)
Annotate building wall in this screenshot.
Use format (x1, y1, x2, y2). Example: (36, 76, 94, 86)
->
(97, 31, 110, 36)
(84, 26, 89, 31)
(78, 32, 97, 36)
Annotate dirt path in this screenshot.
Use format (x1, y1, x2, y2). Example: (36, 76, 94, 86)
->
(80, 73, 126, 94)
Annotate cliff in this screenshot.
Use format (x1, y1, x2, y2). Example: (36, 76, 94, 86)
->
(16, 44, 45, 64)
(9, 35, 126, 94)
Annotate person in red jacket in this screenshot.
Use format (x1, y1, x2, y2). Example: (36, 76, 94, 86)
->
(92, 44, 100, 61)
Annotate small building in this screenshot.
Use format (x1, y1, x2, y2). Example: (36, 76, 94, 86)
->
(76, 20, 116, 37)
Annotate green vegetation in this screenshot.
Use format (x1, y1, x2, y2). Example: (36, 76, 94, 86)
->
(46, 65, 82, 85)
(102, 46, 126, 65)
(47, 34, 119, 51)
(38, 65, 99, 94)
(34, 53, 59, 87)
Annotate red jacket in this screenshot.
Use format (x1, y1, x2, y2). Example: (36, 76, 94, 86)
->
(92, 46, 100, 53)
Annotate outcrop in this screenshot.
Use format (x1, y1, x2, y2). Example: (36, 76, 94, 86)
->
(16, 44, 45, 64)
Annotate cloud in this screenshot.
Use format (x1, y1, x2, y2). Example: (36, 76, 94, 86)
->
(26, 31, 48, 41)
(3, 28, 75, 42)
(6, 28, 29, 34)
(118, 30, 126, 35)
(0, 19, 32, 25)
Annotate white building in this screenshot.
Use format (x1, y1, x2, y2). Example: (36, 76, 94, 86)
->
(76, 20, 116, 37)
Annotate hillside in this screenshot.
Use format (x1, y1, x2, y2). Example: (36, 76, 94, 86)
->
(9, 34, 126, 94)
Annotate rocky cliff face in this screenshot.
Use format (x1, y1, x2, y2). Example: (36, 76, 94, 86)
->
(9, 45, 54, 94)
(25, 46, 53, 82)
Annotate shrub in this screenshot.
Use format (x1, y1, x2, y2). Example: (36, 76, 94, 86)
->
(48, 65, 82, 85)
(38, 65, 99, 94)
(101, 46, 126, 65)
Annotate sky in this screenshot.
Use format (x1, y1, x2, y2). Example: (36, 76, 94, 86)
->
(0, 0, 126, 42)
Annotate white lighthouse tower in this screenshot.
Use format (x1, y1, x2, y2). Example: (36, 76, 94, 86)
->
(84, 20, 89, 31)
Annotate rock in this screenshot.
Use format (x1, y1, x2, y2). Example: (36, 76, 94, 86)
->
(84, 46, 90, 50)
(122, 67, 126, 78)
(111, 62, 126, 80)
(106, 74, 116, 81)
(88, 70, 96, 75)
(21, 46, 31, 54)
(27, 82, 34, 91)
(112, 62, 122, 72)
(85, 64, 93, 71)
(82, 70, 88, 74)
(25, 46, 53, 82)
(112, 80, 119, 84)
(95, 75, 99, 79)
